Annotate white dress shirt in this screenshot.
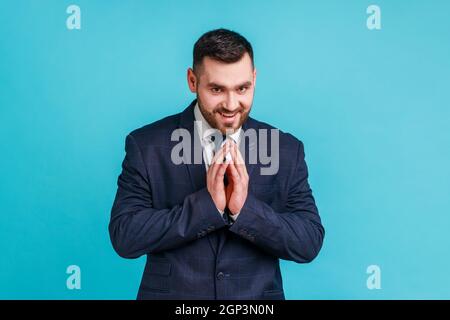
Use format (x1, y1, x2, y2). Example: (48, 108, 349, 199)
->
(194, 102, 241, 221)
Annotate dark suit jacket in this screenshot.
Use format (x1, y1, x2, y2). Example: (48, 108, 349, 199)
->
(109, 99, 324, 300)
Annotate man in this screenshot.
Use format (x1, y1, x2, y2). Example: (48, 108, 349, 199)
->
(109, 28, 324, 300)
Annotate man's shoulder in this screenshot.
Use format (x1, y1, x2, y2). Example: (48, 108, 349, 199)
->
(127, 112, 182, 147)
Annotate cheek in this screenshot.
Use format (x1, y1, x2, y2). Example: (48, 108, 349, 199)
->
(198, 89, 218, 104)
(201, 95, 223, 111)
(240, 94, 254, 110)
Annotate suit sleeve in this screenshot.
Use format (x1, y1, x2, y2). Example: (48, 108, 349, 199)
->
(109, 134, 227, 259)
(229, 141, 325, 263)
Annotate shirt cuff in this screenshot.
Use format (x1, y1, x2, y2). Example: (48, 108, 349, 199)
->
(229, 212, 240, 221)
(218, 209, 226, 220)
(218, 209, 240, 222)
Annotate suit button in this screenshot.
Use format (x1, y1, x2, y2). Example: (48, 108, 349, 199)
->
(197, 230, 206, 238)
(216, 272, 225, 280)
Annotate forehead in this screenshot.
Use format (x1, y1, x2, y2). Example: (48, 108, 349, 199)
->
(198, 53, 254, 86)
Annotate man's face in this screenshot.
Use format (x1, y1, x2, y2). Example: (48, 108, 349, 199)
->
(187, 53, 256, 134)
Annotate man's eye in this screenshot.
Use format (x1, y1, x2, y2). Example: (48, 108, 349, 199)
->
(238, 86, 248, 93)
(211, 87, 221, 93)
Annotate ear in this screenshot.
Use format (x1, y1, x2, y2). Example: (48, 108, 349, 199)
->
(253, 67, 257, 88)
(187, 68, 197, 93)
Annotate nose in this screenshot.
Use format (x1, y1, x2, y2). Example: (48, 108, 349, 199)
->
(224, 92, 240, 113)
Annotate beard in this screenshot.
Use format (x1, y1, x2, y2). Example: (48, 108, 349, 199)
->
(196, 95, 251, 134)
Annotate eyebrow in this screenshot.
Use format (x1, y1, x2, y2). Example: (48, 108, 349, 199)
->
(207, 81, 252, 89)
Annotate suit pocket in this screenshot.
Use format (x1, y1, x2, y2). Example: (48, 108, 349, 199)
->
(141, 262, 172, 292)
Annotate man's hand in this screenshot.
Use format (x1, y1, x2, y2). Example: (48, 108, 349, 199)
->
(225, 142, 249, 215)
(206, 141, 231, 212)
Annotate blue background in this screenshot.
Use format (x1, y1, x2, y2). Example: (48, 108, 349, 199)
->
(1, 0, 449, 299)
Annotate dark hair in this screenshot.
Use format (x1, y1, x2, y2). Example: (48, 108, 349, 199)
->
(193, 28, 254, 73)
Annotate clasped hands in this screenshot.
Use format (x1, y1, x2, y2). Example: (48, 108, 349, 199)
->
(206, 140, 249, 215)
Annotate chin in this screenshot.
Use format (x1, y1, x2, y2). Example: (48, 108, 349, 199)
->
(216, 118, 242, 132)
(218, 122, 239, 131)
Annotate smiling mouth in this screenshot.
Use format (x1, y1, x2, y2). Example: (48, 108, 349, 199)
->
(219, 112, 238, 118)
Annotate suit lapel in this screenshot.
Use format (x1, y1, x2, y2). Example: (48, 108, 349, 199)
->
(179, 99, 206, 190)
(240, 117, 260, 182)
(179, 100, 219, 255)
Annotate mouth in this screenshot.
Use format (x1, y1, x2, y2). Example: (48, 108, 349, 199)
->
(218, 112, 238, 124)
